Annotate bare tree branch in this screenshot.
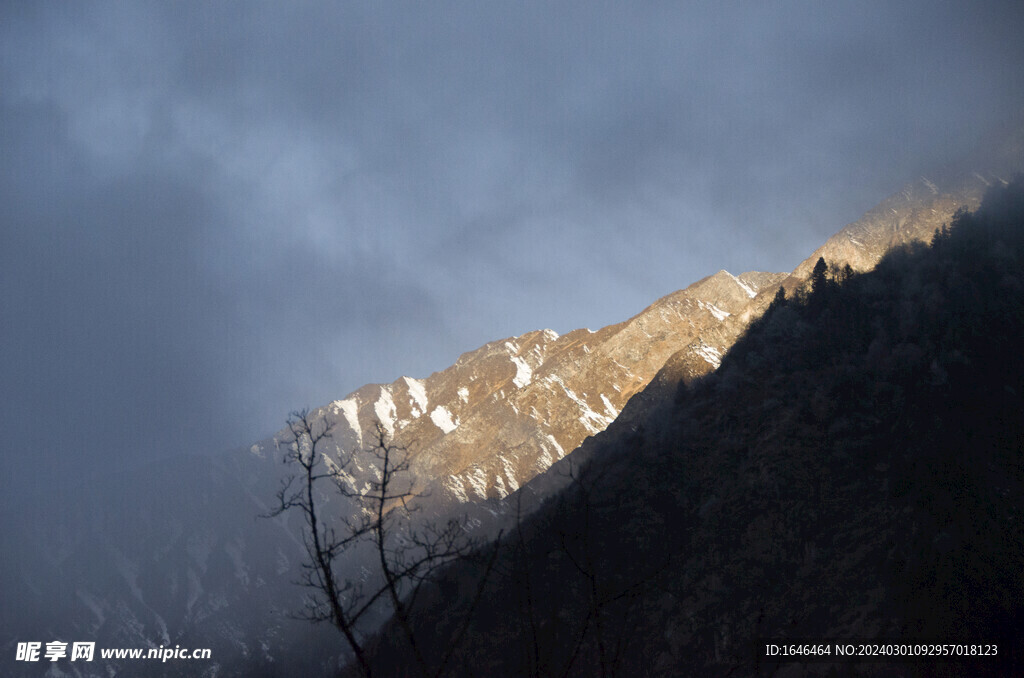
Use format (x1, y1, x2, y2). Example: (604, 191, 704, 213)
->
(264, 409, 497, 678)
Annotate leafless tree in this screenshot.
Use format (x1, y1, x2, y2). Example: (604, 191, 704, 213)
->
(266, 409, 496, 678)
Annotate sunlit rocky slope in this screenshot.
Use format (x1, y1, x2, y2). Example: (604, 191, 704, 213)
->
(273, 269, 785, 507)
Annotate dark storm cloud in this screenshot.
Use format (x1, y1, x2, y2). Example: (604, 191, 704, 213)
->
(0, 90, 443, 483)
(2, 0, 1024, 488)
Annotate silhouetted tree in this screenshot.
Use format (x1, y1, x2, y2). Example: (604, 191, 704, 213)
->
(832, 262, 855, 285)
(266, 411, 495, 678)
(809, 256, 829, 294)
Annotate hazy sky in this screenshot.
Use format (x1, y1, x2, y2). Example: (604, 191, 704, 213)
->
(3, 1, 1024, 483)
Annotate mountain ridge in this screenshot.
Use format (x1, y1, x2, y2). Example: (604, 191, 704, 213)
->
(5, 120, 1023, 677)
(355, 176, 1024, 678)
(279, 267, 785, 511)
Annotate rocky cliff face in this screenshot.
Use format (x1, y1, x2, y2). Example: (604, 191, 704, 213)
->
(265, 269, 787, 510)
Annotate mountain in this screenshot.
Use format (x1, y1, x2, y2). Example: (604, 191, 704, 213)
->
(357, 177, 1024, 678)
(256, 121, 1024, 533)
(224, 122, 1024, 672)
(2, 266, 793, 678)
(788, 116, 1024, 283)
(289, 269, 786, 507)
(4, 121, 1022, 677)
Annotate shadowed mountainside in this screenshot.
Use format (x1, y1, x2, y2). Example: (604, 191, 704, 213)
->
(356, 179, 1024, 677)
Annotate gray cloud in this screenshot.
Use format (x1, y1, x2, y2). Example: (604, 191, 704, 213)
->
(2, 0, 1024, 492)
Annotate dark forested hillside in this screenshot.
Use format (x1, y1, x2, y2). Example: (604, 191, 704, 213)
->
(355, 180, 1024, 677)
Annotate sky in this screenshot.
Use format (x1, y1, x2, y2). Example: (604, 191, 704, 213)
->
(2, 1, 1024, 486)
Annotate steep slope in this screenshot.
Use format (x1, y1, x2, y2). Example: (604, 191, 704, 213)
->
(267, 121, 1024, 541)
(358, 179, 1024, 678)
(277, 269, 786, 509)
(788, 117, 1024, 283)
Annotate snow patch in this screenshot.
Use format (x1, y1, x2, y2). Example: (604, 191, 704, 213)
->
(465, 467, 488, 500)
(578, 416, 601, 434)
(728, 272, 757, 298)
(373, 389, 397, 437)
(611, 359, 633, 376)
(707, 304, 729, 321)
(543, 328, 560, 341)
(511, 355, 533, 388)
(698, 300, 730, 321)
(446, 476, 469, 503)
(694, 342, 723, 368)
(600, 394, 620, 419)
(494, 473, 508, 499)
(403, 377, 428, 417)
(333, 398, 363, 447)
(921, 176, 939, 194)
(501, 456, 520, 492)
(545, 374, 614, 434)
(249, 443, 263, 458)
(324, 453, 359, 493)
(545, 434, 565, 458)
(457, 386, 469, 403)
(430, 405, 459, 434)
(537, 444, 555, 471)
